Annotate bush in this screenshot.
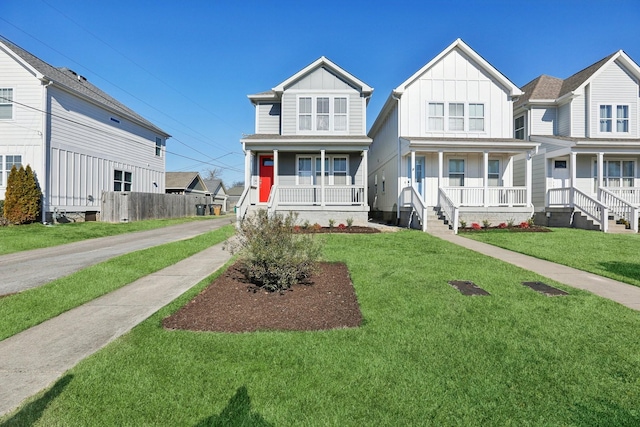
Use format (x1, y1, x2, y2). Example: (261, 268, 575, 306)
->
(498, 222, 508, 229)
(3, 165, 42, 224)
(471, 223, 482, 230)
(229, 210, 323, 292)
(482, 219, 491, 229)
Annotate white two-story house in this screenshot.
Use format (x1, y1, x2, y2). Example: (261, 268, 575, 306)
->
(0, 38, 169, 222)
(238, 56, 374, 225)
(515, 50, 640, 232)
(368, 39, 538, 232)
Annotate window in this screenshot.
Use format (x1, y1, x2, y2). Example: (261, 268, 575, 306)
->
(595, 160, 635, 187)
(315, 157, 329, 185)
(298, 95, 348, 132)
(155, 137, 162, 157)
(488, 159, 500, 186)
(449, 159, 465, 186)
(449, 103, 464, 131)
(333, 157, 348, 185)
(469, 104, 485, 131)
(514, 115, 525, 140)
(554, 160, 567, 169)
(0, 88, 13, 120)
(428, 103, 444, 130)
(297, 155, 349, 185)
(114, 170, 132, 191)
(600, 104, 629, 133)
(1, 155, 22, 186)
(297, 157, 312, 185)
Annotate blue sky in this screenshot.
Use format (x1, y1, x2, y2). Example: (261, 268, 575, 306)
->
(2, 0, 640, 186)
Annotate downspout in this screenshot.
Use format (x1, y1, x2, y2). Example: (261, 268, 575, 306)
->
(41, 79, 53, 224)
(392, 92, 401, 223)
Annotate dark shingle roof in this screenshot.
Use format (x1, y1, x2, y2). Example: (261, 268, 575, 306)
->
(1, 37, 169, 136)
(559, 53, 616, 96)
(165, 172, 201, 190)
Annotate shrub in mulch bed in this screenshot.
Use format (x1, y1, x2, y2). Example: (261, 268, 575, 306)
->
(293, 226, 381, 234)
(459, 225, 551, 233)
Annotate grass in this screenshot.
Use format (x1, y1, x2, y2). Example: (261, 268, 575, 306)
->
(3, 231, 640, 426)
(0, 225, 235, 341)
(0, 216, 229, 255)
(461, 227, 640, 287)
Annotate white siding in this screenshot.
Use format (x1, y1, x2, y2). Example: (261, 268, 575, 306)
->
(368, 105, 399, 212)
(589, 60, 639, 137)
(571, 88, 586, 137)
(256, 102, 280, 134)
(530, 107, 556, 135)
(281, 90, 363, 136)
(531, 154, 546, 211)
(558, 103, 571, 136)
(400, 48, 512, 138)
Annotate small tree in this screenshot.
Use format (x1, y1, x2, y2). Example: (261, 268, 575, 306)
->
(229, 210, 323, 292)
(3, 165, 42, 224)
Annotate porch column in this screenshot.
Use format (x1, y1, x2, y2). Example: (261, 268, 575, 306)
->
(362, 149, 368, 207)
(438, 150, 444, 189)
(597, 152, 604, 192)
(526, 152, 532, 207)
(273, 150, 279, 187)
(244, 149, 252, 189)
(570, 151, 577, 207)
(320, 149, 326, 207)
(483, 151, 489, 207)
(410, 150, 416, 189)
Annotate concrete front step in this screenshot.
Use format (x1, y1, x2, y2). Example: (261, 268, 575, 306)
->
(607, 220, 638, 234)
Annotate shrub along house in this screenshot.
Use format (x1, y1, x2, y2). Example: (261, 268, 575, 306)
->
(368, 39, 539, 232)
(237, 57, 374, 225)
(514, 50, 640, 232)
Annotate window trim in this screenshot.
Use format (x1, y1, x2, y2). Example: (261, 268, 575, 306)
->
(488, 159, 501, 187)
(427, 101, 485, 133)
(593, 158, 635, 188)
(599, 104, 630, 135)
(0, 88, 14, 121)
(155, 137, 162, 157)
(114, 169, 133, 192)
(295, 154, 350, 185)
(296, 94, 350, 134)
(514, 115, 525, 140)
(448, 158, 465, 187)
(0, 154, 23, 187)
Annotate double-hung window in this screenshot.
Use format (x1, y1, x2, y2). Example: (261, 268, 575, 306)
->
(595, 160, 635, 188)
(449, 159, 465, 186)
(488, 160, 500, 186)
(428, 103, 444, 130)
(600, 104, 629, 134)
(428, 102, 484, 132)
(449, 103, 464, 131)
(155, 137, 162, 157)
(298, 157, 313, 185)
(298, 95, 348, 132)
(469, 104, 485, 131)
(514, 115, 525, 139)
(0, 88, 13, 120)
(114, 170, 132, 191)
(297, 155, 349, 185)
(314, 157, 329, 185)
(0, 155, 23, 187)
(333, 157, 348, 185)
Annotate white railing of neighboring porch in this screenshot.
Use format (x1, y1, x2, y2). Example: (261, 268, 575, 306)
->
(605, 187, 640, 206)
(548, 187, 608, 232)
(235, 185, 251, 227)
(598, 188, 639, 233)
(400, 186, 427, 232)
(276, 185, 365, 206)
(438, 188, 459, 234)
(440, 187, 528, 207)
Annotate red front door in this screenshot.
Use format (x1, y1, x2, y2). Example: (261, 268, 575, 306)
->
(259, 155, 274, 203)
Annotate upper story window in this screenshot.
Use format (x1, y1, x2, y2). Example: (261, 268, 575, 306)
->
(155, 137, 162, 157)
(0, 155, 22, 187)
(0, 88, 14, 120)
(600, 104, 629, 133)
(298, 95, 348, 133)
(514, 115, 525, 139)
(428, 102, 485, 132)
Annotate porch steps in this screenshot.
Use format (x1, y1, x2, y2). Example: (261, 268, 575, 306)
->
(426, 207, 453, 234)
(607, 220, 638, 234)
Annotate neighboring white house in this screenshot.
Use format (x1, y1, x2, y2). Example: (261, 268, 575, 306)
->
(0, 37, 170, 222)
(514, 50, 640, 232)
(368, 39, 538, 232)
(238, 56, 374, 225)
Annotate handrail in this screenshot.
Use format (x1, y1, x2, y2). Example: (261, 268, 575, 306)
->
(438, 188, 459, 234)
(605, 187, 640, 206)
(573, 187, 608, 232)
(235, 185, 251, 226)
(266, 185, 278, 216)
(599, 188, 639, 232)
(401, 186, 427, 231)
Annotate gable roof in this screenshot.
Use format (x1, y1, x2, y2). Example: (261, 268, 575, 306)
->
(202, 178, 226, 196)
(165, 172, 206, 192)
(393, 38, 522, 97)
(514, 75, 563, 109)
(248, 56, 373, 103)
(226, 185, 244, 196)
(0, 37, 169, 137)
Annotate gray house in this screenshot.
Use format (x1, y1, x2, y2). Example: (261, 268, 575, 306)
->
(237, 56, 374, 225)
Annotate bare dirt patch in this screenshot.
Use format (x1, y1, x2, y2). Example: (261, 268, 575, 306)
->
(163, 261, 362, 333)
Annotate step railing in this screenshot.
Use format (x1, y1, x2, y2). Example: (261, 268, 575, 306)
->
(605, 187, 640, 206)
(401, 186, 427, 231)
(235, 185, 251, 227)
(438, 188, 459, 234)
(573, 188, 608, 232)
(599, 188, 639, 232)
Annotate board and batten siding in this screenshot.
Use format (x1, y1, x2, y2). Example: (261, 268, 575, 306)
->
(530, 107, 556, 136)
(589, 60, 639, 137)
(256, 102, 280, 134)
(0, 46, 45, 196)
(47, 86, 165, 210)
(400, 48, 512, 138)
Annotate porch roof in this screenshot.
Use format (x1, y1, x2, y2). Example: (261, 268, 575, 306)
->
(241, 134, 372, 151)
(532, 135, 640, 153)
(400, 136, 538, 153)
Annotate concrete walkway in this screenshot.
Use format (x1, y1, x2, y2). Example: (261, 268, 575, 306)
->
(429, 229, 640, 311)
(0, 239, 233, 417)
(0, 217, 232, 295)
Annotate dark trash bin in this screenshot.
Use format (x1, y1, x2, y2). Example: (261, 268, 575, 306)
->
(196, 204, 205, 216)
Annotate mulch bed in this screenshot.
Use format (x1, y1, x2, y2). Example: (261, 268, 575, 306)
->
(295, 226, 380, 234)
(163, 261, 362, 333)
(459, 225, 551, 233)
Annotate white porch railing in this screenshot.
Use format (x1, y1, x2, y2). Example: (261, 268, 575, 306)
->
(438, 188, 459, 234)
(599, 188, 639, 233)
(400, 186, 427, 231)
(440, 187, 528, 207)
(605, 187, 640, 206)
(275, 185, 365, 206)
(235, 185, 251, 227)
(549, 187, 608, 232)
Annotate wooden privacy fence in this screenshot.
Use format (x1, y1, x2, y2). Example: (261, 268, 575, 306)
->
(101, 192, 211, 222)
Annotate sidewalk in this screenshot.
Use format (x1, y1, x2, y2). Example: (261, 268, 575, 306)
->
(0, 239, 233, 417)
(429, 229, 640, 311)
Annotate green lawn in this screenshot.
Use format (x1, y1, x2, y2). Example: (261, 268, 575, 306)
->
(0, 225, 235, 341)
(3, 231, 639, 426)
(0, 216, 229, 255)
(461, 227, 640, 287)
